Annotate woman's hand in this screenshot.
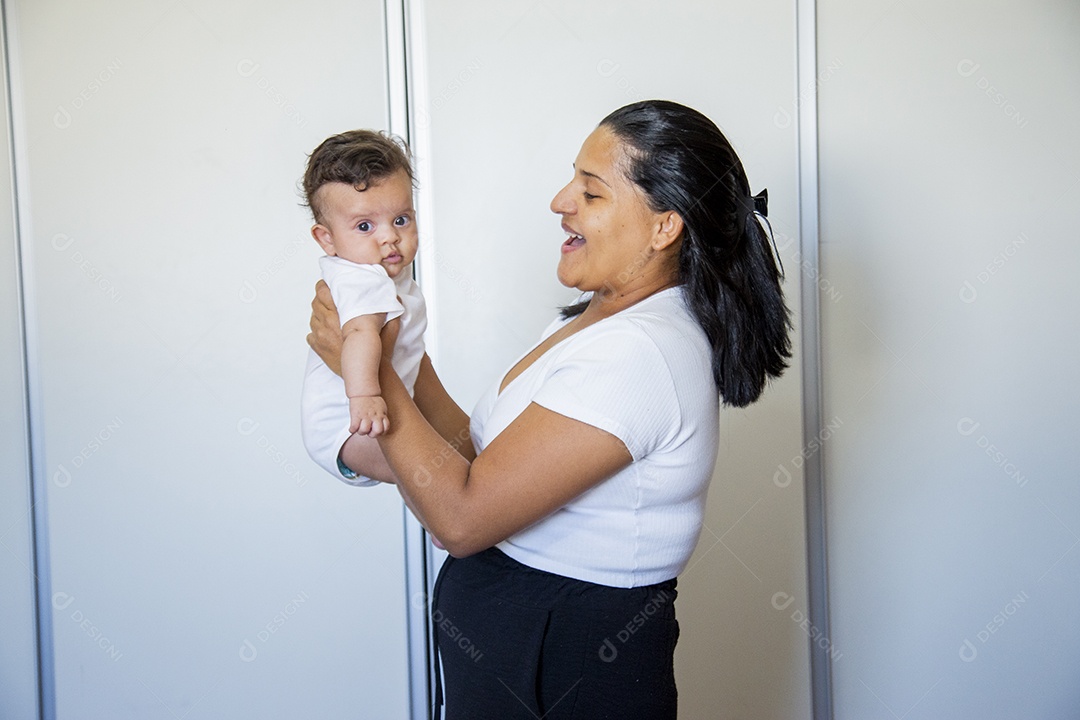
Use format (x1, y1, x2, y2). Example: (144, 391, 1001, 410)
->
(307, 280, 343, 375)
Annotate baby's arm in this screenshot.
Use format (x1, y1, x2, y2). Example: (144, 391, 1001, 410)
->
(341, 312, 389, 437)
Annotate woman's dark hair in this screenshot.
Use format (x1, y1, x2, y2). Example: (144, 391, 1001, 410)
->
(562, 100, 792, 407)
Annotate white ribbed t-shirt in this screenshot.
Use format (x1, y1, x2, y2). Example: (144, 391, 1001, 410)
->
(471, 286, 720, 588)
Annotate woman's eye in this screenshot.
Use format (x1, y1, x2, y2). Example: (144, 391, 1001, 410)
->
(583, 192, 599, 201)
(357, 221, 372, 232)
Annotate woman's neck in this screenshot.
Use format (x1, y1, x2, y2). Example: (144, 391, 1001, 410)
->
(581, 275, 681, 321)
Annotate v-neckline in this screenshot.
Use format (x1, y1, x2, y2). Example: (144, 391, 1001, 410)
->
(496, 317, 582, 398)
(494, 286, 680, 399)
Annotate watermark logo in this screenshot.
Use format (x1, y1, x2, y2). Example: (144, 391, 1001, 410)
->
(51, 234, 122, 303)
(237, 236, 306, 304)
(774, 231, 843, 302)
(54, 59, 124, 130)
(596, 59, 643, 101)
(52, 591, 123, 661)
(53, 416, 124, 487)
(774, 58, 845, 129)
(236, 58, 307, 128)
(958, 233, 1028, 303)
(597, 588, 675, 663)
(959, 590, 1029, 662)
(775, 416, 844, 487)
(239, 591, 310, 662)
(957, 59, 1029, 129)
(957, 417, 1027, 487)
(772, 591, 841, 661)
(237, 417, 308, 487)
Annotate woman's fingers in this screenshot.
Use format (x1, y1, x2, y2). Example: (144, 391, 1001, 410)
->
(309, 280, 344, 375)
(314, 279, 334, 310)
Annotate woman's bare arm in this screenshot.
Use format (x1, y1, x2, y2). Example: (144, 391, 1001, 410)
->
(375, 353, 632, 558)
(412, 353, 476, 462)
(338, 433, 398, 484)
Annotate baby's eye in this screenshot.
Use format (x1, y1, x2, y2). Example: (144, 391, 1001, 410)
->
(394, 215, 410, 227)
(357, 221, 372, 232)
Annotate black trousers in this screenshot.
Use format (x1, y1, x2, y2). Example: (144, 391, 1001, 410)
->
(431, 547, 679, 720)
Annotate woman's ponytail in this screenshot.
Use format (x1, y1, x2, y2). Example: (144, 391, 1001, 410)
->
(682, 188, 791, 407)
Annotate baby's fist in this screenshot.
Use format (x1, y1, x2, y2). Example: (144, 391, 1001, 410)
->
(349, 395, 389, 437)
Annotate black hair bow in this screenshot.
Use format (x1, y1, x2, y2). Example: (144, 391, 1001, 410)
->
(748, 188, 783, 279)
(753, 189, 768, 217)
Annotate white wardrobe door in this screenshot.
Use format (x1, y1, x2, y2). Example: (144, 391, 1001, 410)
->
(414, 2, 811, 718)
(819, 1, 1080, 718)
(8, 0, 409, 717)
(0, 12, 39, 719)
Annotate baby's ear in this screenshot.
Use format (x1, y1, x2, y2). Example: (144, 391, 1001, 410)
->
(311, 224, 336, 255)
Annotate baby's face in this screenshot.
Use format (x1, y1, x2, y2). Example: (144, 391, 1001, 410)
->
(311, 169, 418, 278)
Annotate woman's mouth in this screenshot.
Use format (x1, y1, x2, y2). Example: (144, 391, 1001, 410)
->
(562, 232, 586, 254)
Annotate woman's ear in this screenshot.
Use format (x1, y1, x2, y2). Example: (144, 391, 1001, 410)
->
(311, 224, 336, 256)
(653, 211, 684, 251)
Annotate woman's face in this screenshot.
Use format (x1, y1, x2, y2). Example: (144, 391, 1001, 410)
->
(550, 126, 672, 295)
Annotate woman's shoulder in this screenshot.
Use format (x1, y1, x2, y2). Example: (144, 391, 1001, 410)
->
(594, 287, 704, 348)
(551, 288, 707, 375)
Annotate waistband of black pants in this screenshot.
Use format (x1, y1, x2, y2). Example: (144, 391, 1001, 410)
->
(442, 546, 678, 610)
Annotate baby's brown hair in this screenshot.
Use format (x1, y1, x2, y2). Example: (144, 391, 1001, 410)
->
(303, 130, 413, 224)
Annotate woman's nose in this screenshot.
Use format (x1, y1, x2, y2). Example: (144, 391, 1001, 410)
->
(550, 183, 574, 215)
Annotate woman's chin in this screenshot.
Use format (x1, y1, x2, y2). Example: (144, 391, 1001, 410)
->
(555, 270, 579, 289)
(555, 259, 581, 288)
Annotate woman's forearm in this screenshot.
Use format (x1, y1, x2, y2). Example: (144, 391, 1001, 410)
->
(338, 433, 398, 484)
(376, 357, 473, 545)
(412, 354, 476, 462)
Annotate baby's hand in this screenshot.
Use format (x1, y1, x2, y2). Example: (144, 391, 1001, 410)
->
(349, 395, 389, 437)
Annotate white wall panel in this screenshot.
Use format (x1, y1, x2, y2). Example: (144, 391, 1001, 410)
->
(0, 9, 40, 717)
(7, 0, 409, 717)
(819, 1, 1080, 717)
(417, 2, 811, 718)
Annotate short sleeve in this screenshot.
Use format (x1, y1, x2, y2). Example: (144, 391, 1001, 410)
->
(319, 257, 404, 327)
(531, 322, 681, 461)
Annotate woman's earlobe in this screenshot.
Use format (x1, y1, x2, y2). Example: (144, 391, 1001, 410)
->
(655, 212, 684, 250)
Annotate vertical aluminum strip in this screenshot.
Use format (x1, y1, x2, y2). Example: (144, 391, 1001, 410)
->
(796, 0, 833, 718)
(400, 2, 444, 717)
(402, 0, 438, 364)
(384, 0, 409, 138)
(1, 1, 54, 718)
(384, 1, 434, 718)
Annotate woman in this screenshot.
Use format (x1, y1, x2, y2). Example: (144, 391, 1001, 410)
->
(309, 100, 791, 719)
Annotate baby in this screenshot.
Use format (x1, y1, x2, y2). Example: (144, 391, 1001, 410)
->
(300, 129, 428, 486)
